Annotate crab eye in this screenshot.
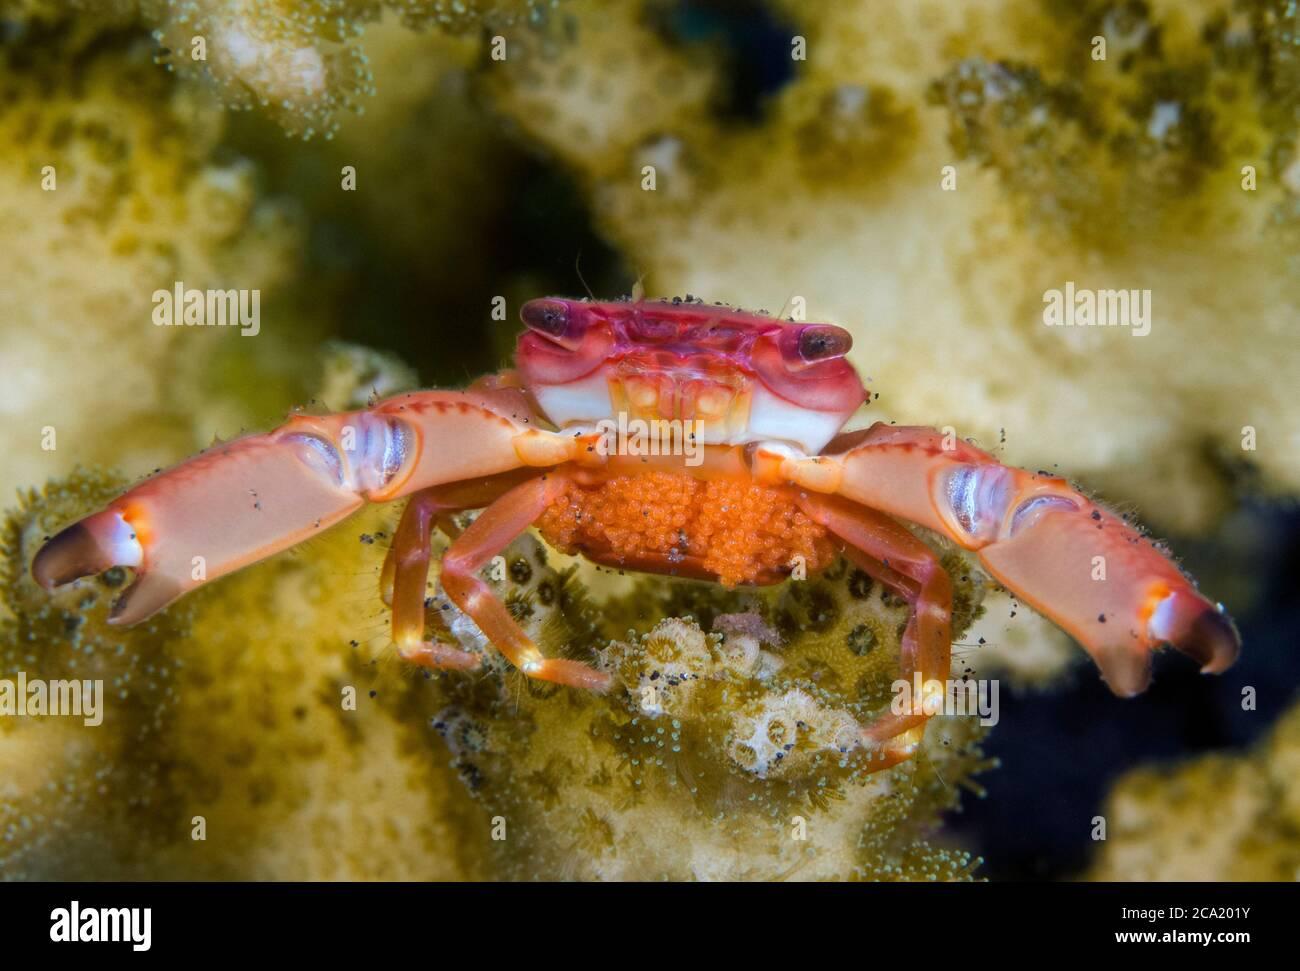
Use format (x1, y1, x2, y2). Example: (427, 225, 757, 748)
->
(776, 324, 852, 369)
(521, 299, 583, 350)
(797, 325, 852, 362)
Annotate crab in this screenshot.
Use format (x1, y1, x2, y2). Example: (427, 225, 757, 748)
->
(31, 296, 1241, 768)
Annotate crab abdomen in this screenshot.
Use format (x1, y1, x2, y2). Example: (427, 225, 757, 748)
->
(535, 471, 836, 587)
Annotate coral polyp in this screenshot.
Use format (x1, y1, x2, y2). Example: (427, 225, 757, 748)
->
(416, 530, 993, 880)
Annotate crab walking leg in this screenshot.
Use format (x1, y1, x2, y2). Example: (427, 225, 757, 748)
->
(800, 423, 1241, 696)
(387, 489, 480, 672)
(32, 391, 563, 625)
(379, 468, 548, 607)
(834, 548, 936, 773)
(438, 474, 614, 692)
(797, 492, 953, 765)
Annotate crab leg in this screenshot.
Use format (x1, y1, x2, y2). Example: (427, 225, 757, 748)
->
(387, 489, 480, 672)
(436, 473, 613, 691)
(797, 492, 953, 767)
(784, 423, 1240, 696)
(32, 390, 573, 625)
(381, 469, 544, 670)
(378, 468, 546, 606)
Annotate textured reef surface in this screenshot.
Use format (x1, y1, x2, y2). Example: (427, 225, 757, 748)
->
(1089, 699, 1300, 881)
(411, 531, 992, 880)
(2, 0, 1297, 880)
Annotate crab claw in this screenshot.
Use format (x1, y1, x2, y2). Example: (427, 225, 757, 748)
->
(30, 390, 552, 627)
(31, 508, 183, 625)
(1148, 589, 1241, 676)
(973, 497, 1243, 696)
(970, 493, 1242, 697)
(32, 509, 143, 591)
(1082, 595, 1239, 697)
(818, 423, 1243, 698)
(30, 419, 379, 625)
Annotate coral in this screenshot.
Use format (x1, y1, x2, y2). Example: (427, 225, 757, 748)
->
(0, 24, 310, 506)
(316, 340, 419, 409)
(481, 0, 1300, 536)
(1088, 695, 1300, 881)
(0, 8, 515, 502)
(0, 470, 190, 877)
(401, 530, 993, 880)
(0, 350, 478, 880)
(5, 0, 566, 137)
(303, 14, 556, 382)
(926, 0, 1300, 246)
(964, 591, 1080, 690)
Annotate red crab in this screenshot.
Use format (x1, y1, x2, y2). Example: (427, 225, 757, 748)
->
(32, 296, 1240, 768)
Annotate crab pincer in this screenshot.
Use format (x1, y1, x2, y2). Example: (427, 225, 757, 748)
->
(783, 423, 1241, 696)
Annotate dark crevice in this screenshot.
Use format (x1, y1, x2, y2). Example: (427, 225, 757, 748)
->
(647, 0, 798, 124)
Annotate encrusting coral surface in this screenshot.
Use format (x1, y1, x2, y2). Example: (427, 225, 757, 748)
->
(3, 0, 1295, 882)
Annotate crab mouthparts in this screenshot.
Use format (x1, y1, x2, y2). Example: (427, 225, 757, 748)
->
(607, 368, 751, 437)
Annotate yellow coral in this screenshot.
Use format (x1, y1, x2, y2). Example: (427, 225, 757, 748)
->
(0, 466, 482, 880)
(9, 0, 567, 137)
(0, 27, 308, 506)
(1089, 698, 1300, 881)
(411, 532, 992, 880)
